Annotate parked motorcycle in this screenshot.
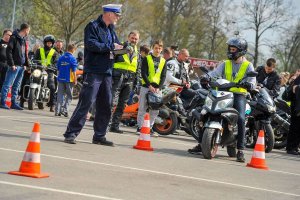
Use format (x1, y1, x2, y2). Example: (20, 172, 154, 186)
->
(72, 65, 83, 99)
(119, 85, 182, 135)
(245, 87, 276, 153)
(272, 98, 290, 149)
(23, 62, 54, 110)
(196, 66, 257, 159)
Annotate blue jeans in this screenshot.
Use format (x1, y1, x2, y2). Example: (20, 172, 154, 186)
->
(64, 73, 112, 140)
(233, 94, 246, 150)
(0, 66, 24, 104)
(55, 82, 73, 114)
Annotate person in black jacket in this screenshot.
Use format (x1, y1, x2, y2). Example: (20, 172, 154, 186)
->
(0, 29, 12, 91)
(63, 4, 122, 146)
(256, 58, 281, 98)
(286, 71, 300, 155)
(0, 24, 30, 110)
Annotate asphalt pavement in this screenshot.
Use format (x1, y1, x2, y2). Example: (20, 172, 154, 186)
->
(0, 101, 299, 200)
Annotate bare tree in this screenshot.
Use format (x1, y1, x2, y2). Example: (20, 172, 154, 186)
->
(32, 0, 109, 46)
(242, 0, 290, 67)
(272, 20, 300, 72)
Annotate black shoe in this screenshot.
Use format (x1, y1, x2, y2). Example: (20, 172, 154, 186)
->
(188, 144, 202, 155)
(61, 111, 68, 117)
(110, 127, 123, 134)
(50, 106, 54, 112)
(92, 137, 114, 146)
(0, 104, 10, 109)
(11, 103, 24, 110)
(64, 137, 76, 144)
(287, 150, 300, 155)
(55, 112, 61, 116)
(236, 150, 245, 163)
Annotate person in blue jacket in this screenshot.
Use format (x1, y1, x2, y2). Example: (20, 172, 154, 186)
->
(63, 4, 123, 146)
(55, 43, 78, 117)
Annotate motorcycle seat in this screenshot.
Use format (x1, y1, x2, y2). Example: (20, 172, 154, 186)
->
(197, 89, 209, 96)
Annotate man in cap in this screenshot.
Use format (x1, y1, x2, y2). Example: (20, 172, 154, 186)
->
(63, 4, 123, 146)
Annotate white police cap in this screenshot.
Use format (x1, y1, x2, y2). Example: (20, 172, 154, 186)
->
(102, 4, 122, 15)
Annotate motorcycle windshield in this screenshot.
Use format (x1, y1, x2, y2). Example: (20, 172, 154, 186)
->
(259, 88, 274, 106)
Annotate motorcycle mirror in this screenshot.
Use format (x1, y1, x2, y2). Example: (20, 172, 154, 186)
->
(246, 71, 258, 77)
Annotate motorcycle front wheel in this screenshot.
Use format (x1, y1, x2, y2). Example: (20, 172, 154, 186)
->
(28, 88, 36, 110)
(202, 128, 219, 159)
(153, 113, 178, 135)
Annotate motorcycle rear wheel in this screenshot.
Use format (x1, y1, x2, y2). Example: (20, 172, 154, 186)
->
(202, 128, 219, 159)
(72, 82, 82, 99)
(153, 113, 178, 135)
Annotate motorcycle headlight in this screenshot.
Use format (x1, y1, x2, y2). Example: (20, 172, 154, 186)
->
(32, 69, 42, 78)
(204, 96, 213, 110)
(215, 99, 232, 111)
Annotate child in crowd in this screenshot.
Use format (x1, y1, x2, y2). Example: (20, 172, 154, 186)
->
(55, 43, 77, 117)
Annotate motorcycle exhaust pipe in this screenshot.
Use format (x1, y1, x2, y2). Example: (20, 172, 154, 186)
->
(272, 114, 290, 131)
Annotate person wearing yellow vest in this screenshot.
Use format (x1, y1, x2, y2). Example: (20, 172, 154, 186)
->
(188, 38, 256, 163)
(136, 40, 167, 135)
(34, 35, 59, 112)
(109, 31, 140, 133)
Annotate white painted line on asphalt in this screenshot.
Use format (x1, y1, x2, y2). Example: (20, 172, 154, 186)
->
(0, 116, 53, 119)
(0, 127, 300, 177)
(0, 181, 123, 200)
(0, 147, 300, 198)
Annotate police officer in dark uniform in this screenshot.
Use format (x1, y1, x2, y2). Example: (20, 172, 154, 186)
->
(34, 35, 59, 112)
(110, 31, 140, 133)
(63, 4, 123, 146)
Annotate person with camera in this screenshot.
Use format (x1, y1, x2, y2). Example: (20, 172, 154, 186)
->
(188, 38, 256, 163)
(109, 31, 140, 133)
(136, 40, 167, 136)
(34, 35, 59, 112)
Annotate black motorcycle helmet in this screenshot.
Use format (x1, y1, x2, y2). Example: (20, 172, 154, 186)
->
(226, 38, 247, 60)
(43, 35, 55, 47)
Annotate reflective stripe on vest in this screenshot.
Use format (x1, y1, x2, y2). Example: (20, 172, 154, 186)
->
(141, 55, 166, 85)
(225, 60, 250, 94)
(40, 48, 55, 66)
(114, 46, 138, 72)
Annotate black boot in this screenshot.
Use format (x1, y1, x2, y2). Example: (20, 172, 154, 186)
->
(188, 144, 202, 155)
(50, 106, 54, 112)
(110, 126, 123, 134)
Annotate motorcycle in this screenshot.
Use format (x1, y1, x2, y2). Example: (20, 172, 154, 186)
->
(195, 66, 257, 159)
(119, 85, 182, 135)
(245, 86, 276, 153)
(72, 65, 84, 99)
(272, 98, 290, 149)
(23, 61, 54, 110)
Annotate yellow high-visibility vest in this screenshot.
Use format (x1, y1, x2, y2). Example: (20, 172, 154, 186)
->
(113, 46, 138, 73)
(225, 60, 250, 94)
(40, 48, 55, 66)
(141, 55, 166, 85)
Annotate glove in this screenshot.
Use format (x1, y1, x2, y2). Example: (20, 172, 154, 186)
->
(200, 75, 209, 82)
(241, 82, 252, 90)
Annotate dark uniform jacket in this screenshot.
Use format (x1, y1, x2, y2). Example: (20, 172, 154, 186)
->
(84, 15, 120, 75)
(6, 30, 29, 67)
(256, 66, 281, 97)
(0, 39, 9, 70)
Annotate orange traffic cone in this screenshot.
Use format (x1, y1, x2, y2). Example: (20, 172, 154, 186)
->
(5, 87, 12, 108)
(133, 113, 153, 151)
(247, 130, 269, 170)
(9, 122, 49, 178)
